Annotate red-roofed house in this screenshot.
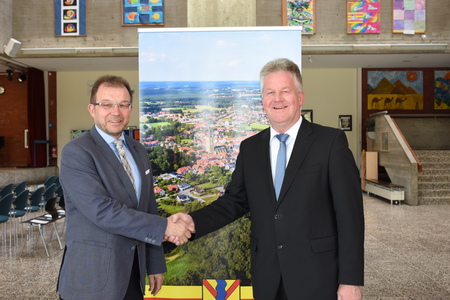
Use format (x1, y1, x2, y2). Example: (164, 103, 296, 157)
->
(154, 186, 165, 196)
(167, 184, 179, 192)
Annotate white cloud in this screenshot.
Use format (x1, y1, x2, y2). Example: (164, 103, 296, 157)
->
(140, 51, 167, 62)
(216, 39, 239, 48)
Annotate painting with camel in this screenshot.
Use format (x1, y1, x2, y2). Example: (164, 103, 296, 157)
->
(367, 70, 423, 110)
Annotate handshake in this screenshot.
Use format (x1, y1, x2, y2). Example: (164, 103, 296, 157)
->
(164, 213, 195, 246)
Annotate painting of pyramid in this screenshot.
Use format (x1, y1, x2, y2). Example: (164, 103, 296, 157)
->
(367, 70, 423, 110)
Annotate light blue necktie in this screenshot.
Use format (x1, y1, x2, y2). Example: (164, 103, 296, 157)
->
(275, 134, 289, 200)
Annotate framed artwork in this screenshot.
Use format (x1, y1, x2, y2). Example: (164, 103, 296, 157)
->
(367, 70, 424, 110)
(54, 0, 87, 36)
(71, 129, 87, 139)
(434, 70, 450, 110)
(381, 131, 389, 151)
(282, 0, 315, 35)
(122, 0, 164, 26)
(339, 115, 352, 131)
(393, 0, 426, 34)
(347, 0, 380, 33)
(302, 110, 313, 122)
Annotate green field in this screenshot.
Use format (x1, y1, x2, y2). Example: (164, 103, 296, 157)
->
(139, 119, 172, 127)
(197, 182, 216, 189)
(158, 203, 186, 215)
(248, 123, 269, 130)
(165, 253, 189, 282)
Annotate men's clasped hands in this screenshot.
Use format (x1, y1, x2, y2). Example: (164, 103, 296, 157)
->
(164, 213, 195, 246)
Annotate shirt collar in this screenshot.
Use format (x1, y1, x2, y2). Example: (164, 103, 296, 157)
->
(270, 115, 303, 143)
(95, 125, 126, 146)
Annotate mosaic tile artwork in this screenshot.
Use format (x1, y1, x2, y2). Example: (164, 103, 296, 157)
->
(393, 0, 426, 33)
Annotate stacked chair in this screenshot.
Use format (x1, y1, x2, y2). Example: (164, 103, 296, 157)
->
(0, 193, 14, 247)
(0, 177, 65, 254)
(13, 181, 27, 197)
(26, 187, 45, 216)
(0, 183, 14, 198)
(43, 176, 57, 189)
(9, 189, 29, 245)
(40, 184, 57, 211)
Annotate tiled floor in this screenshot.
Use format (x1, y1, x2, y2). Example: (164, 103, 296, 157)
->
(1, 194, 449, 299)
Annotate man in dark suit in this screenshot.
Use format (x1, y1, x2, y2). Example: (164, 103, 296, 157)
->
(57, 75, 193, 300)
(172, 59, 364, 299)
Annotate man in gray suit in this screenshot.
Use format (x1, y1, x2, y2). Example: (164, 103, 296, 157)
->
(57, 75, 193, 300)
(171, 59, 364, 299)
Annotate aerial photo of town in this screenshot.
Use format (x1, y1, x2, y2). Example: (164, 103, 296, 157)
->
(137, 27, 301, 287)
(139, 80, 268, 285)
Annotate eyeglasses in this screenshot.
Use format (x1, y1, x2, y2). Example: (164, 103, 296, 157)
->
(92, 102, 132, 111)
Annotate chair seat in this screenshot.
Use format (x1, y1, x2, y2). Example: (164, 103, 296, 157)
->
(25, 205, 40, 213)
(10, 210, 26, 218)
(0, 215, 9, 223)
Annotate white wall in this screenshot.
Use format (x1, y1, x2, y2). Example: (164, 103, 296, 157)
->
(302, 69, 359, 160)
(57, 68, 360, 165)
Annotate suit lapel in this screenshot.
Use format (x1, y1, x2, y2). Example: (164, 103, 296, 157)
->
(277, 120, 314, 204)
(256, 129, 279, 205)
(90, 128, 138, 206)
(125, 135, 148, 209)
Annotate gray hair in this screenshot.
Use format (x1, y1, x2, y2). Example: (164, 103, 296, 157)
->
(260, 58, 303, 93)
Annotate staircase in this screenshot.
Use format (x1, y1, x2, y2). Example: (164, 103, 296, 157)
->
(415, 150, 450, 205)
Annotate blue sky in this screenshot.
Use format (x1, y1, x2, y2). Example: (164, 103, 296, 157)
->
(138, 28, 302, 82)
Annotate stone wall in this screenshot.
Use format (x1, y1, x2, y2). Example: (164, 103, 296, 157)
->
(395, 118, 450, 150)
(2, 0, 449, 54)
(370, 114, 420, 205)
(0, 166, 58, 188)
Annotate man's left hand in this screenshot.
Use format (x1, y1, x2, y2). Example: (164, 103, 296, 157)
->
(337, 284, 361, 300)
(148, 273, 164, 296)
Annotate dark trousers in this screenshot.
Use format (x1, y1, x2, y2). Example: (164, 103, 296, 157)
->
(275, 278, 288, 300)
(123, 250, 143, 300)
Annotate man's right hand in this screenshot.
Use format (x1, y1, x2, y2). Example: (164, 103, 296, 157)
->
(164, 214, 195, 245)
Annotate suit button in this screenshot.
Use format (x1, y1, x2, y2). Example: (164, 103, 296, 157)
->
(277, 244, 283, 250)
(274, 214, 279, 220)
(131, 245, 136, 251)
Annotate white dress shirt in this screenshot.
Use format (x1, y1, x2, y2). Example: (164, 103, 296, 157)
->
(95, 125, 142, 201)
(270, 116, 303, 185)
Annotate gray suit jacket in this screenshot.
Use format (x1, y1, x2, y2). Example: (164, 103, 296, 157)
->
(58, 126, 167, 300)
(190, 120, 364, 299)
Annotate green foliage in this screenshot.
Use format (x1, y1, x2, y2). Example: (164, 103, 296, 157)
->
(184, 172, 199, 183)
(165, 212, 252, 286)
(147, 144, 192, 175)
(158, 197, 176, 206)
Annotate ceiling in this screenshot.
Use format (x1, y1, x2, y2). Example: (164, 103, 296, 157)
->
(1, 53, 449, 73)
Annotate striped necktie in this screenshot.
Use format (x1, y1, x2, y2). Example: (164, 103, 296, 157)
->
(113, 139, 136, 191)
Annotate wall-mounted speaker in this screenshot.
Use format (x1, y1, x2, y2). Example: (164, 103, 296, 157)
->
(4, 38, 22, 57)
